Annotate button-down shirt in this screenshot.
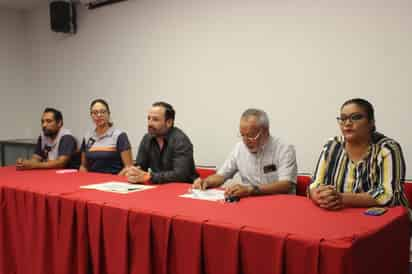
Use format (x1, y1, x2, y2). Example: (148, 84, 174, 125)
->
(218, 136, 297, 193)
(135, 127, 198, 183)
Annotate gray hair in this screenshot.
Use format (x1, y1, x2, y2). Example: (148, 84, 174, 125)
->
(241, 108, 270, 129)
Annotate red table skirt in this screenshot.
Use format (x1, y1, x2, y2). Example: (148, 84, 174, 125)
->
(0, 167, 409, 274)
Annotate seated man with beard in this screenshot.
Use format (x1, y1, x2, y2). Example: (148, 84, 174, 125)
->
(16, 108, 79, 170)
(125, 102, 198, 184)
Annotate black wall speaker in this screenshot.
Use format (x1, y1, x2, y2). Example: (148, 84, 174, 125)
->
(49, 1, 76, 33)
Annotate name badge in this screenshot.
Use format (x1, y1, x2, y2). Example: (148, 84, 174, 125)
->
(87, 138, 96, 149)
(263, 164, 277, 174)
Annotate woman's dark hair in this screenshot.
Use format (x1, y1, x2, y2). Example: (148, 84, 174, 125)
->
(90, 98, 113, 127)
(341, 98, 376, 132)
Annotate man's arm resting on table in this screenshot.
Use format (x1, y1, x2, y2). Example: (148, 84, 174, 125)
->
(17, 154, 70, 169)
(224, 180, 293, 198)
(193, 174, 225, 190)
(255, 180, 293, 195)
(126, 166, 152, 184)
(16, 154, 41, 168)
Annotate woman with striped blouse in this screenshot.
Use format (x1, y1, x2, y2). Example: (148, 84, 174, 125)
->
(309, 98, 409, 210)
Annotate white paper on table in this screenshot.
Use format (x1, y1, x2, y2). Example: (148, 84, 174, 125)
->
(56, 169, 78, 174)
(80, 181, 156, 194)
(180, 189, 225, 201)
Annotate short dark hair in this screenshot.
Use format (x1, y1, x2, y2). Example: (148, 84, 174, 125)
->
(43, 107, 63, 124)
(152, 101, 175, 122)
(341, 98, 376, 132)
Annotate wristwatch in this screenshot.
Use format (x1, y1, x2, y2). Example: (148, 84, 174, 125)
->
(142, 171, 152, 182)
(251, 184, 262, 195)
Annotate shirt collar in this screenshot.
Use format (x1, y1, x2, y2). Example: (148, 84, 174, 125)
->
(255, 135, 271, 155)
(93, 126, 114, 139)
(149, 127, 175, 142)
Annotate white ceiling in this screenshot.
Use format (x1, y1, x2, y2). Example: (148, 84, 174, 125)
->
(0, 0, 44, 10)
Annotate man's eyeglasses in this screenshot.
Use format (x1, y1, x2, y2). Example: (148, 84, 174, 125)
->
(91, 110, 108, 116)
(336, 113, 365, 124)
(239, 130, 262, 142)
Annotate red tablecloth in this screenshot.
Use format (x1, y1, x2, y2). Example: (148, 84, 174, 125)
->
(0, 166, 409, 274)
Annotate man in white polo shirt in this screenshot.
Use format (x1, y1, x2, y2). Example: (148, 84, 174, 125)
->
(193, 108, 297, 198)
(16, 108, 79, 170)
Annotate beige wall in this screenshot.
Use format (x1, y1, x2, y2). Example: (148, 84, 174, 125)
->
(0, 8, 34, 139)
(3, 0, 412, 176)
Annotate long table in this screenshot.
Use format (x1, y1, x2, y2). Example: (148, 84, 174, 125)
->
(0, 166, 409, 274)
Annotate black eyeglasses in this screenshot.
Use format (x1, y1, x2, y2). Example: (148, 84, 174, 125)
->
(336, 113, 365, 124)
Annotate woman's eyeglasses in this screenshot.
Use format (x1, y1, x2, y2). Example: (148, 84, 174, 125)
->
(336, 113, 365, 124)
(91, 110, 108, 116)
